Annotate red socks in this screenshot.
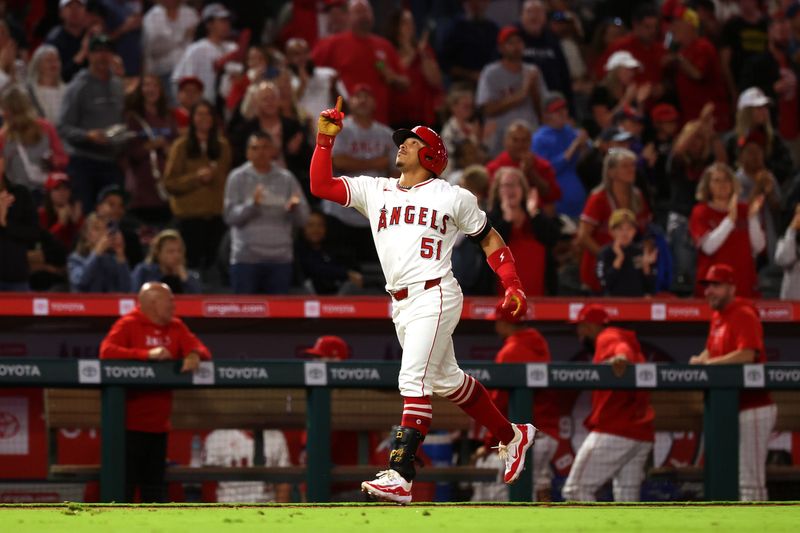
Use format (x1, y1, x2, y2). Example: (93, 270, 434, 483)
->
(401, 396, 433, 436)
(446, 374, 515, 444)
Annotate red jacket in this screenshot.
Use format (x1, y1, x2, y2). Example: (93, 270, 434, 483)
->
(707, 298, 772, 411)
(586, 327, 654, 442)
(100, 308, 211, 433)
(491, 328, 561, 440)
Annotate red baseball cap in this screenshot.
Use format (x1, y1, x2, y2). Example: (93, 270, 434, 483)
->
(178, 76, 204, 91)
(45, 172, 70, 191)
(700, 263, 735, 285)
(304, 336, 351, 361)
(350, 82, 373, 97)
(650, 103, 678, 123)
(497, 26, 521, 46)
(574, 304, 610, 325)
(488, 301, 523, 323)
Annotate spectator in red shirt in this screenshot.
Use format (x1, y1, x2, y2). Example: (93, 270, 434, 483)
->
(594, 4, 664, 99)
(385, 8, 443, 130)
(576, 148, 650, 293)
(173, 76, 203, 134)
(485, 120, 562, 214)
(663, 6, 731, 131)
(38, 172, 83, 251)
(562, 304, 654, 502)
(689, 263, 776, 501)
(311, 0, 408, 126)
(99, 281, 211, 502)
(488, 166, 562, 296)
(689, 162, 765, 297)
(486, 301, 562, 501)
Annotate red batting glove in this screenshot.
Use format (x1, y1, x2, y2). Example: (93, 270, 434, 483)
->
(502, 285, 527, 318)
(316, 96, 345, 148)
(487, 246, 527, 319)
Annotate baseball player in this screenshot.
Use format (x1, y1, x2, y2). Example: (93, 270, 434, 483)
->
(562, 305, 654, 502)
(689, 263, 776, 501)
(310, 97, 536, 504)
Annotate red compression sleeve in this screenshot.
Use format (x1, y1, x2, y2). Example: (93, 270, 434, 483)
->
(487, 246, 522, 290)
(310, 136, 348, 205)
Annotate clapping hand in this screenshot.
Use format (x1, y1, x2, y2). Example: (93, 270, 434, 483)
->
(748, 194, 765, 218)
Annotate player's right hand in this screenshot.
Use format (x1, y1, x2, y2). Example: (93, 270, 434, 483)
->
(318, 96, 345, 138)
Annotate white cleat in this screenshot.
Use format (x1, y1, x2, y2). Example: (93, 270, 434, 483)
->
(361, 469, 413, 504)
(494, 423, 537, 484)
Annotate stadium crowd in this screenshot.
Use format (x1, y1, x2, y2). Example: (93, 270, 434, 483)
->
(0, 0, 799, 299)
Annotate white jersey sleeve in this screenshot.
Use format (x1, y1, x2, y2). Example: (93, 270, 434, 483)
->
(452, 186, 489, 239)
(340, 175, 384, 218)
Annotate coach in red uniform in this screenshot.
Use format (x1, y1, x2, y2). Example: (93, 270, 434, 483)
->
(562, 305, 654, 502)
(488, 302, 561, 501)
(689, 263, 776, 501)
(100, 282, 211, 502)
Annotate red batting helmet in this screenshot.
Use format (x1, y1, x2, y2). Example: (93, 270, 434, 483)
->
(392, 126, 448, 176)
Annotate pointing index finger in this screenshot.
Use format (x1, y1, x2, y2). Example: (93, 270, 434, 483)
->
(335, 95, 343, 113)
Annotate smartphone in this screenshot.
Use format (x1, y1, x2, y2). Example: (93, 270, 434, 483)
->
(107, 220, 119, 234)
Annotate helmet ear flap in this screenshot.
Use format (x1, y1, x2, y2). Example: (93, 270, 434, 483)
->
(418, 145, 433, 169)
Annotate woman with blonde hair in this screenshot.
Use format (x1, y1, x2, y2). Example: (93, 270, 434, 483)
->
(0, 85, 69, 196)
(26, 45, 66, 124)
(688, 162, 765, 297)
(724, 87, 793, 180)
(665, 107, 725, 291)
(131, 229, 201, 293)
(576, 148, 651, 293)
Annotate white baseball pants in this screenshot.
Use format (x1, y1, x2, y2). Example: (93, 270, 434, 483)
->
(393, 275, 465, 398)
(562, 432, 653, 502)
(739, 404, 777, 501)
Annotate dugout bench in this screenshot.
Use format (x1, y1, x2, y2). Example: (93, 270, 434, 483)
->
(4, 359, 800, 502)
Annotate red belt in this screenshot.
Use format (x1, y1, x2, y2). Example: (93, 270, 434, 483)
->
(390, 278, 442, 301)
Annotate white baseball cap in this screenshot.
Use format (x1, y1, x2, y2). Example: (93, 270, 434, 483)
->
(202, 3, 231, 21)
(59, 0, 86, 7)
(737, 87, 771, 110)
(604, 51, 642, 72)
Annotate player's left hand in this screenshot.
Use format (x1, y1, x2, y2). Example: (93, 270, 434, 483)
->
(501, 286, 527, 319)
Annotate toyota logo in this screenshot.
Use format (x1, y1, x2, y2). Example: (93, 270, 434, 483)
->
(309, 368, 324, 380)
(81, 365, 98, 378)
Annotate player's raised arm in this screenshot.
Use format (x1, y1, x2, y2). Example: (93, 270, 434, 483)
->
(480, 228, 527, 318)
(310, 96, 348, 204)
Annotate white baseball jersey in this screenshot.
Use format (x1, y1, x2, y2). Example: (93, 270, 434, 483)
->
(339, 175, 488, 291)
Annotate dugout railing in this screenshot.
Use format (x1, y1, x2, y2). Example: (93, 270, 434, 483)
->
(3, 360, 800, 502)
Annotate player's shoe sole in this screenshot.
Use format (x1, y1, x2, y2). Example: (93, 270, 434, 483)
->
(361, 480, 412, 504)
(503, 423, 538, 484)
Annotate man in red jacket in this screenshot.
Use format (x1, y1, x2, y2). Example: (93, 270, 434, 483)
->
(483, 302, 561, 502)
(690, 263, 775, 501)
(562, 304, 654, 501)
(100, 282, 211, 502)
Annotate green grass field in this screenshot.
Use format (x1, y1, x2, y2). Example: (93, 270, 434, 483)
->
(2, 503, 799, 533)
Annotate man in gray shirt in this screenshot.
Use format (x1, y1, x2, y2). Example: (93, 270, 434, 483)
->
(476, 25, 548, 158)
(58, 34, 126, 213)
(224, 132, 309, 294)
